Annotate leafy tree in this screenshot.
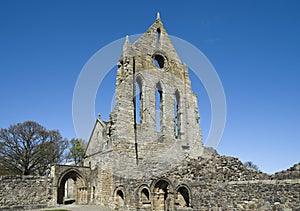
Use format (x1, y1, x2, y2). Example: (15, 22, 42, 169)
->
(66, 138, 86, 166)
(244, 161, 259, 171)
(0, 121, 68, 176)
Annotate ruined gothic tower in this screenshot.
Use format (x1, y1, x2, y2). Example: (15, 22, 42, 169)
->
(36, 14, 300, 211)
(84, 13, 204, 171)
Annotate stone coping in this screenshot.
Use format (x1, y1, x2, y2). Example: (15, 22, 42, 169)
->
(228, 178, 300, 185)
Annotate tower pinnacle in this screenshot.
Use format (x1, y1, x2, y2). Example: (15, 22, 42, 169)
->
(156, 12, 160, 20)
(122, 35, 132, 56)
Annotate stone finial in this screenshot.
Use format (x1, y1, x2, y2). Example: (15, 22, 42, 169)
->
(98, 113, 101, 120)
(132, 12, 182, 63)
(156, 12, 160, 20)
(125, 35, 130, 44)
(124, 35, 130, 47)
(122, 35, 131, 56)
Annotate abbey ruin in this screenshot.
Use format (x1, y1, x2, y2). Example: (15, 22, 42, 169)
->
(0, 14, 299, 211)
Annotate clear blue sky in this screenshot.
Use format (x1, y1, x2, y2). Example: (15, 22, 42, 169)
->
(0, 0, 299, 173)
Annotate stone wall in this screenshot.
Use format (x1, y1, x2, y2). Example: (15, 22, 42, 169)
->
(50, 165, 92, 205)
(163, 154, 300, 210)
(92, 154, 299, 211)
(272, 162, 300, 180)
(85, 15, 204, 167)
(0, 176, 53, 210)
(0, 156, 299, 210)
(1, 14, 298, 211)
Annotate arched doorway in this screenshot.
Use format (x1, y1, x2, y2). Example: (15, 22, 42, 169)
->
(137, 184, 151, 209)
(175, 185, 191, 208)
(152, 179, 174, 211)
(140, 188, 150, 204)
(57, 169, 88, 205)
(114, 187, 125, 209)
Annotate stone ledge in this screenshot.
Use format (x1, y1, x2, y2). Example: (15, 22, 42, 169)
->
(228, 178, 300, 185)
(0, 204, 47, 211)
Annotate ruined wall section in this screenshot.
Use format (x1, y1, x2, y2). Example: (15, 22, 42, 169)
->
(84, 119, 112, 169)
(78, 149, 299, 211)
(0, 176, 53, 210)
(88, 165, 114, 207)
(110, 55, 136, 159)
(107, 15, 204, 164)
(96, 155, 299, 210)
(272, 162, 300, 180)
(163, 155, 300, 210)
(84, 15, 204, 171)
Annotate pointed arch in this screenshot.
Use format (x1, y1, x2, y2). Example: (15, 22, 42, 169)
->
(156, 28, 161, 47)
(156, 81, 165, 132)
(175, 184, 192, 208)
(135, 74, 144, 124)
(137, 184, 151, 206)
(151, 178, 174, 211)
(57, 168, 88, 205)
(114, 186, 125, 208)
(174, 89, 181, 139)
(141, 188, 150, 202)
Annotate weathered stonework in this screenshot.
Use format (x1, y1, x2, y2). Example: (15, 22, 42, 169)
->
(84, 13, 205, 178)
(76, 14, 299, 210)
(0, 14, 299, 211)
(0, 176, 53, 210)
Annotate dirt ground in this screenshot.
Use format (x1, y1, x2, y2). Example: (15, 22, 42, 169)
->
(32, 204, 114, 211)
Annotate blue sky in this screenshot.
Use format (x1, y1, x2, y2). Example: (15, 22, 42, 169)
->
(0, 1, 299, 173)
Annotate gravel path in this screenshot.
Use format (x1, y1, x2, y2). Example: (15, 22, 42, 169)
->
(32, 204, 114, 211)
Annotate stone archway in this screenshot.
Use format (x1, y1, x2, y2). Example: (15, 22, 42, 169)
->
(175, 185, 191, 209)
(57, 169, 88, 205)
(114, 187, 125, 209)
(137, 184, 151, 209)
(152, 179, 174, 211)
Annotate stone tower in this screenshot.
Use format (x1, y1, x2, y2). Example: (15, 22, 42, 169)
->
(32, 14, 300, 211)
(84, 13, 204, 171)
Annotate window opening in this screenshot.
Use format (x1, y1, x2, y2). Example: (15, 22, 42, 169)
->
(154, 54, 164, 68)
(115, 189, 125, 207)
(156, 83, 163, 132)
(156, 28, 161, 46)
(135, 81, 142, 124)
(140, 188, 150, 204)
(177, 187, 190, 207)
(174, 90, 180, 139)
(156, 88, 162, 132)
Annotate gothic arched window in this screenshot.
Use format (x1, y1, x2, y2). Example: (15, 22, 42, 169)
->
(176, 186, 190, 207)
(135, 76, 143, 124)
(156, 82, 163, 132)
(174, 89, 180, 139)
(156, 28, 161, 47)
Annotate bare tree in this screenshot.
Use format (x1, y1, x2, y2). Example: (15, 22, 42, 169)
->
(244, 161, 260, 171)
(0, 121, 68, 176)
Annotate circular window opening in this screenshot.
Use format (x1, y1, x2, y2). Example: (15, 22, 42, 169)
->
(154, 54, 165, 68)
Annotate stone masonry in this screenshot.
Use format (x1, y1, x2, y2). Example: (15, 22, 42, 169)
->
(0, 13, 299, 211)
(84, 13, 204, 175)
(78, 13, 299, 210)
(0, 176, 52, 210)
